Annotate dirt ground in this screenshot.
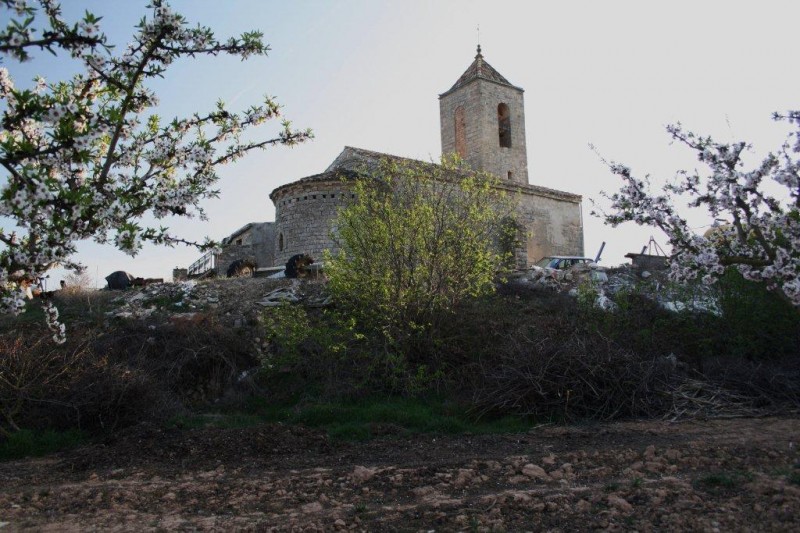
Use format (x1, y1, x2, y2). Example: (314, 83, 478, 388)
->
(0, 416, 798, 532)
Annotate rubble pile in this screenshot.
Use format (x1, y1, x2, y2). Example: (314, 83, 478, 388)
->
(512, 263, 721, 315)
(105, 277, 332, 327)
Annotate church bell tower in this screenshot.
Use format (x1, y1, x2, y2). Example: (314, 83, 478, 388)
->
(439, 46, 529, 184)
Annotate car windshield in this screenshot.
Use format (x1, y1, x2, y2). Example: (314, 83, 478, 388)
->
(535, 257, 556, 268)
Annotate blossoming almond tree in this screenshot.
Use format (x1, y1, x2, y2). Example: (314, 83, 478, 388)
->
(597, 111, 800, 308)
(0, 0, 311, 341)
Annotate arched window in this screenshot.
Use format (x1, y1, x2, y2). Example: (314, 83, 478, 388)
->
(278, 233, 284, 252)
(498, 103, 511, 148)
(454, 106, 467, 157)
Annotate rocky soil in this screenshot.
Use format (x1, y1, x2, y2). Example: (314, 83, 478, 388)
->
(1, 416, 798, 531)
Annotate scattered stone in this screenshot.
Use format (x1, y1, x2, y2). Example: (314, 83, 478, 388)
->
(412, 486, 437, 498)
(607, 495, 634, 513)
(301, 502, 323, 513)
(575, 499, 592, 512)
(351, 466, 376, 485)
(522, 464, 550, 481)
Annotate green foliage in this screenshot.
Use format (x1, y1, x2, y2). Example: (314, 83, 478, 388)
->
(715, 268, 800, 360)
(326, 155, 512, 339)
(694, 470, 754, 492)
(574, 277, 724, 372)
(258, 303, 447, 397)
(185, 397, 532, 441)
(576, 279, 600, 312)
(0, 429, 86, 461)
(498, 216, 525, 269)
(259, 303, 313, 369)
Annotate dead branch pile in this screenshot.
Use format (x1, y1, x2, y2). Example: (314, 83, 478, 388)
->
(470, 330, 677, 422)
(664, 378, 762, 421)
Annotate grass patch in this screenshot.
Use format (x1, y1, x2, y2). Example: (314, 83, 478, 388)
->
(170, 397, 533, 441)
(694, 470, 754, 491)
(0, 429, 87, 461)
(0, 291, 118, 331)
(0, 300, 46, 329)
(168, 413, 264, 430)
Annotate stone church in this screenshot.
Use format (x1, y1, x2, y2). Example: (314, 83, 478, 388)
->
(187, 47, 584, 277)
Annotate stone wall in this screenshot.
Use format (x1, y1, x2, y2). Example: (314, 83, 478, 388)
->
(271, 171, 582, 270)
(514, 189, 584, 267)
(215, 222, 276, 274)
(272, 181, 353, 266)
(440, 79, 529, 185)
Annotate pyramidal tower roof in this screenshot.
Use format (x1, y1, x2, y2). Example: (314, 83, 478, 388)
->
(440, 45, 522, 97)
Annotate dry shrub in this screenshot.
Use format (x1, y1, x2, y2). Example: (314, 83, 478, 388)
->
(0, 316, 258, 435)
(702, 356, 800, 408)
(93, 315, 258, 406)
(468, 326, 676, 422)
(61, 271, 95, 294)
(52, 289, 117, 323)
(437, 291, 680, 421)
(461, 286, 800, 422)
(0, 328, 171, 435)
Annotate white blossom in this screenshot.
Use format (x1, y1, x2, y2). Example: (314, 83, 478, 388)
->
(0, 0, 311, 339)
(599, 114, 800, 307)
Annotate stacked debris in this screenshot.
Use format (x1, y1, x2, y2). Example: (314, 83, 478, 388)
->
(103, 277, 333, 326)
(517, 263, 609, 292)
(512, 263, 721, 315)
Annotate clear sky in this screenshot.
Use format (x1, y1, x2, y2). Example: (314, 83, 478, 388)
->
(4, 0, 800, 287)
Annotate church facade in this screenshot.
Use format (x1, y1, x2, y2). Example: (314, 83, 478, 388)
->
(189, 48, 584, 277)
(269, 47, 584, 269)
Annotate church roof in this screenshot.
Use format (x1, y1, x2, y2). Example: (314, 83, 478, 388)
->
(271, 147, 581, 204)
(440, 46, 523, 97)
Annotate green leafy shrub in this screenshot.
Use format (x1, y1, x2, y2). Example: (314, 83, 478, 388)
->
(715, 268, 800, 360)
(326, 155, 512, 341)
(258, 303, 443, 399)
(0, 429, 86, 462)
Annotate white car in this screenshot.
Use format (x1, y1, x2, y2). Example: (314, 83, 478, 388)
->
(534, 256, 595, 270)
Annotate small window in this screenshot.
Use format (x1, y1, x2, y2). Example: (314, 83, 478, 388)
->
(454, 106, 467, 157)
(235, 238, 243, 245)
(498, 103, 511, 148)
(312, 195, 316, 199)
(331, 194, 335, 198)
(507, 171, 513, 180)
(278, 233, 284, 252)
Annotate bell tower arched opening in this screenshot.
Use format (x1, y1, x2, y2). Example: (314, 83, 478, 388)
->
(454, 105, 467, 157)
(498, 103, 511, 148)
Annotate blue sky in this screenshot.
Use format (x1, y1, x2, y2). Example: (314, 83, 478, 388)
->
(4, 0, 800, 286)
